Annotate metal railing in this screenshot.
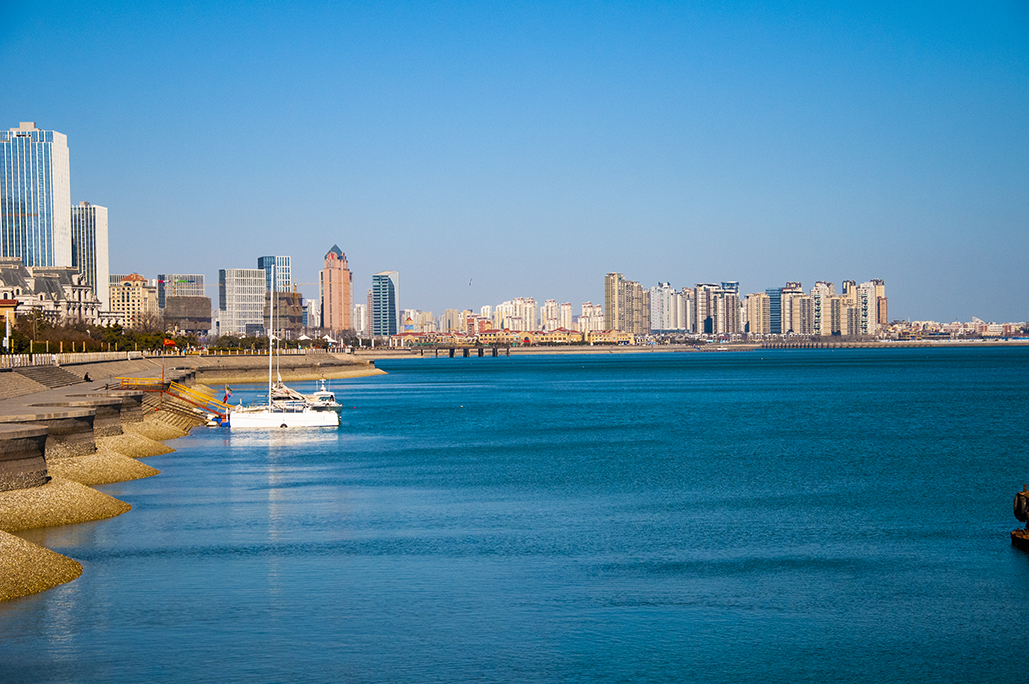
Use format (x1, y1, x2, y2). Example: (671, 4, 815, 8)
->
(0, 350, 140, 370)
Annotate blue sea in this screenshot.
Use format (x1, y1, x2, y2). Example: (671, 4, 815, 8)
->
(2, 347, 1028, 683)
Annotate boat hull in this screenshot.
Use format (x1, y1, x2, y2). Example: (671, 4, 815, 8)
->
(229, 409, 339, 428)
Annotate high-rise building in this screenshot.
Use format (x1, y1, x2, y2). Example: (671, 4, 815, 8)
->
(789, 295, 814, 335)
(745, 293, 771, 334)
(779, 282, 804, 334)
(811, 281, 835, 336)
(694, 284, 719, 334)
(694, 283, 741, 334)
(351, 303, 365, 335)
(157, 274, 205, 308)
(443, 308, 464, 332)
(70, 201, 109, 310)
(649, 283, 691, 332)
(605, 273, 650, 334)
(371, 271, 399, 337)
(0, 123, 71, 267)
(257, 255, 291, 294)
(578, 302, 605, 332)
(541, 299, 559, 332)
(559, 303, 573, 331)
(765, 287, 783, 334)
(491, 298, 537, 331)
(305, 299, 321, 329)
(870, 278, 888, 326)
(319, 245, 352, 333)
(218, 268, 265, 336)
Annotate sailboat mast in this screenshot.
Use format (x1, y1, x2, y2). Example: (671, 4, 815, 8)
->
(268, 264, 275, 407)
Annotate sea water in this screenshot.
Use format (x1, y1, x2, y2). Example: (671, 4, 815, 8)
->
(1, 347, 1027, 683)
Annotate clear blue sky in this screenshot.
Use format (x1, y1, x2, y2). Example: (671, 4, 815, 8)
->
(3, 1, 1027, 322)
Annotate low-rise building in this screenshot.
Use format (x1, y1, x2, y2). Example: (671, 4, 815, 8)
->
(0, 257, 103, 326)
(110, 273, 159, 328)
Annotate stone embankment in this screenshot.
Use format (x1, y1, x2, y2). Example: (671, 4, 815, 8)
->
(0, 357, 214, 601)
(174, 350, 384, 385)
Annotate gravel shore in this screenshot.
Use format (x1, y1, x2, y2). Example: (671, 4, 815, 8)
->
(0, 530, 82, 601)
(47, 450, 160, 486)
(0, 477, 131, 533)
(0, 408, 192, 601)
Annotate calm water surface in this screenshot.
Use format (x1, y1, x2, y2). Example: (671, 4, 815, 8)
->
(2, 348, 1028, 683)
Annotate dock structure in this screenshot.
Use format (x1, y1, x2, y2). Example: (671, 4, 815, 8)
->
(423, 346, 511, 358)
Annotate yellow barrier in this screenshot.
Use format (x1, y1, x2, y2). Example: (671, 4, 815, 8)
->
(115, 377, 231, 417)
(168, 382, 231, 413)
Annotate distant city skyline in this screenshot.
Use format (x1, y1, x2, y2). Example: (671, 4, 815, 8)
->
(3, 2, 1026, 322)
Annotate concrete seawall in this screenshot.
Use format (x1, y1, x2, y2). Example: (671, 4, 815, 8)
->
(173, 352, 384, 385)
(0, 359, 211, 601)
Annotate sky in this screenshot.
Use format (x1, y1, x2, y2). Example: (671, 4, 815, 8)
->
(2, 0, 1027, 322)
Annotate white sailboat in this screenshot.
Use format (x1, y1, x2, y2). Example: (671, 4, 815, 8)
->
(229, 267, 340, 429)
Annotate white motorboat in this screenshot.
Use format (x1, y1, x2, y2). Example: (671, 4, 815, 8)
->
(308, 379, 343, 412)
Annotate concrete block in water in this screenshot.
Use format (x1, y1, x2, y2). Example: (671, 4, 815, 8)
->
(33, 397, 125, 437)
(73, 391, 145, 424)
(0, 424, 49, 492)
(0, 409, 97, 460)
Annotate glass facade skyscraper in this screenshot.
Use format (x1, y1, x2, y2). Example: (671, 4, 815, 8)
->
(372, 271, 399, 337)
(257, 255, 291, 294)
(765, 287, 783, 334)
(0, 122, 72, 267)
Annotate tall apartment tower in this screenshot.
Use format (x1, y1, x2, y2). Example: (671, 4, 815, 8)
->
(811, 281, 836, 336)
(694, 284, 719, 334)
(257, 255, 291, 294)
(319, 245, 352, 333)
(372, 271, 399, 337)
(778, 282, 804, 334)
(604, 273, 650, 334)
(70, 201, 109, 310)
(559, 303, 573, 331)
(0, 122, 72, 267)
(745, 293, 771, 334)
(871, 278, 888, 326)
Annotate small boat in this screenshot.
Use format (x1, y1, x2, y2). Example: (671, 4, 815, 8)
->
(229, 265, 339, 429)
(308, 379, 343, 412)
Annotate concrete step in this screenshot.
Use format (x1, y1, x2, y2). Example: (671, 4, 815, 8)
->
(13, 366, 85, 390)
(0, 371, 51, 400)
